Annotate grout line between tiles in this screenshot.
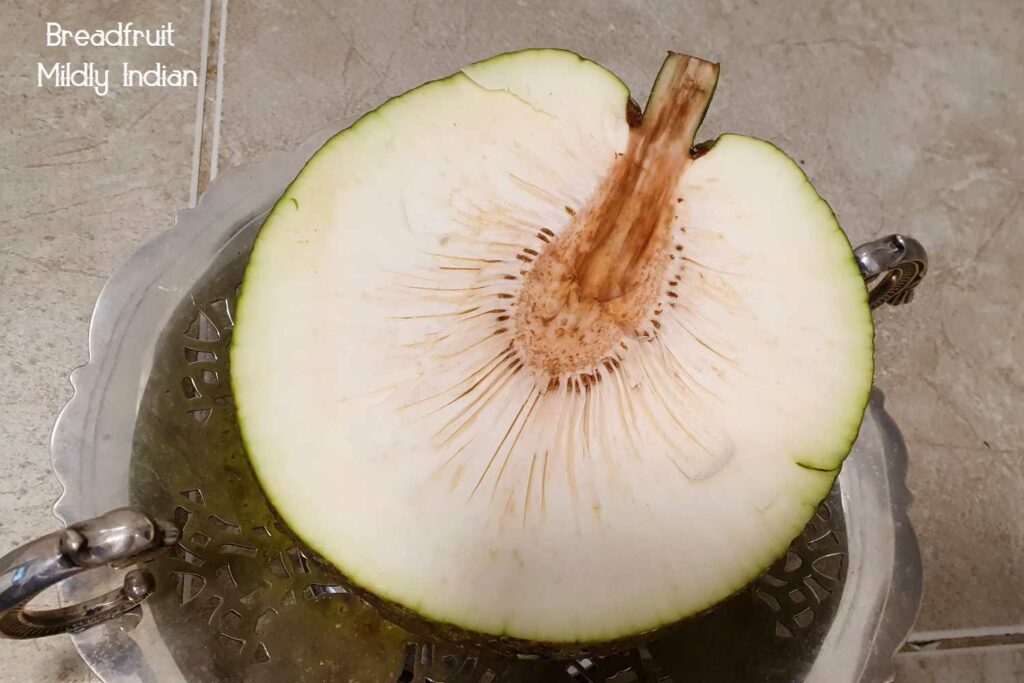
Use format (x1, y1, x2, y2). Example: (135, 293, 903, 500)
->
(898, 642, 1024, 658)
(188, 0, 213, 208)
(909, 625, 1024, 643)
(208, 0, 229, 182)
(194, 0, 226, 198)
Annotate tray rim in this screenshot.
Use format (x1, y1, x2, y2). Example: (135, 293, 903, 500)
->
(49, 124, 923, 683)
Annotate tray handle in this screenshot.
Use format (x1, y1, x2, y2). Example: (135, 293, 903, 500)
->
(855, 234, 928, 309)
(0, 508, 178, 638)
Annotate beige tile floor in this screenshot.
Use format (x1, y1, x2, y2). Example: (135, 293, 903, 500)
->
(1, 0, 1021, 680)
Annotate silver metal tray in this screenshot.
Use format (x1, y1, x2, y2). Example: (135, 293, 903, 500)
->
(41, 128, 922, 682)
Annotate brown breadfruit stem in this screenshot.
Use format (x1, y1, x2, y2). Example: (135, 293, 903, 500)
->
(575, 53, 719, 302)
(513, 53, 719, 378)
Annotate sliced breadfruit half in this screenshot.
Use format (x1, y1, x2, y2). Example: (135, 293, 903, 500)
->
(231, 49, 873, 648)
